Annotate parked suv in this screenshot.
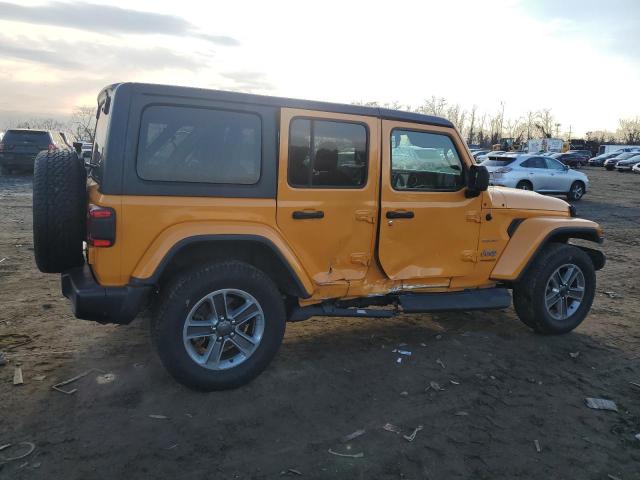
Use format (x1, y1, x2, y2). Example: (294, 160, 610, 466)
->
(481, 154, 589, 200)
(32, 83, 605, 391)
(0, 129, 70, 173)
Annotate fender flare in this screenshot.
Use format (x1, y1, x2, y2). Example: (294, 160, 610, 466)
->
(491, 219, 604, 282)
(130, 231, 313, 298)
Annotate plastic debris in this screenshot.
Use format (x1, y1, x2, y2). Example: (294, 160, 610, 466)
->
(428, 381, 443, 391)
(287, 468, 303, 475)
(608, 475, 622, 480)
(392, 349, 412, 356)
(149, 414, 168, 419)
(52, 368, 104, 395)
(383, 423, 402, 434)
(32, 375, 46, 381)
(635, 433, 640, 442)
(403, 425, 423, 442)
(420, 343, 427, 347)
(630, 382, 640, 389)
(0, 258, 5, 264)
(454, 411, 469, 416)
(328, 448, 363, 458)
(341, 429, 365, 443)
(436, 358, 445, 369)
(569, 352, 580, 358)
(534, 439, 541, 452)
(96, 373, 116, 384)
(0, 442, 35, 462)
(400, 391, 409, 397)
(396, 357, 402, 364)
(585, 398, 618, 412)
(450, 380, 460, 385)
(165, 443, 178, 450)
(13, 366, 23, 385)
(604, 291, 618, 298)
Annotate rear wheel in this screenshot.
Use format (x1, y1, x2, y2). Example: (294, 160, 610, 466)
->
(516, 180, 533, 191)
(513, 243, 596, 334)
(567, 181, 585, 201)
(152, 261, 286, 391)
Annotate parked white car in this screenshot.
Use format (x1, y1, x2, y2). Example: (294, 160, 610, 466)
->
(481, 153, 589, 201)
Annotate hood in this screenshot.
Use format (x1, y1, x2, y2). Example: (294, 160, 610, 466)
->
(485, 186, 570, 212)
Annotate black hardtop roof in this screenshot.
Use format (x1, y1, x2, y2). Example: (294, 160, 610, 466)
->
(102, 82, 454, 129)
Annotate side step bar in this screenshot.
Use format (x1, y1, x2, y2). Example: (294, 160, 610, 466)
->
(288, 288, 512, 321)
(399, 288, 512, 313)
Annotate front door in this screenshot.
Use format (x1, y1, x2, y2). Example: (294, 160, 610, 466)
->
(276, 109, 379, 288)
(377, 120, 482, 286)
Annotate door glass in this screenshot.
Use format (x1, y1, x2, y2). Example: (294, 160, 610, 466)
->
(288, 118, 367, 188)
(522, 157, 547, 169)
(390, 130, 464, 191)
(545, 158, 565, 170)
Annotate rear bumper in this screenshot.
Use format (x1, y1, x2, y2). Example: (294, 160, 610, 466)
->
(0, 153, 36, 169)
(61, 265, 152, 324)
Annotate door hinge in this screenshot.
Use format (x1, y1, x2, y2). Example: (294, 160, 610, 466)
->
(350, 253, 370, 266)
(461, 250, 478, 262)
(466, 211, 482, 223)
(355, 210, 375, 224)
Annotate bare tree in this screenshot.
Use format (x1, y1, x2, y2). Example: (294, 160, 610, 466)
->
(12, 117, 67, 131)
(467, 105, 477, 145)
(617, 117, 640, 144)
(534, 109, 555, 138)
(69, 105, 97, 143)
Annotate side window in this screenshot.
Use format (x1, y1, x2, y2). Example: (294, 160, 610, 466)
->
(288, 118, 367, 188)
(522, 157, 546, 169)
(545, 158, 565, 170)
(137, 105, 261, 184)
(391, 129, 464, 191)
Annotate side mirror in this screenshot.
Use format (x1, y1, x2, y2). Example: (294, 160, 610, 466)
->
(466, 165, 490, 198)
(73, 142, 83, 155)
(563, 164, 569, 171)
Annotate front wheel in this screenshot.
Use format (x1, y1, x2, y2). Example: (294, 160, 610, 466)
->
(513, 243, 596, 334)
(567, 181, 585, 201)
(152, 261, 286, 391)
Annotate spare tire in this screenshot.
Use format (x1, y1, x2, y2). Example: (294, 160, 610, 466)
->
(33, 149, 87, 273)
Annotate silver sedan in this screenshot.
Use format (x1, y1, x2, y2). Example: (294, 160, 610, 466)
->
(481, 153, 590, 201)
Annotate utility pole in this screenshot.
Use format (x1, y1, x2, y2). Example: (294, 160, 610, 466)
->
(568, 125, 572, 143)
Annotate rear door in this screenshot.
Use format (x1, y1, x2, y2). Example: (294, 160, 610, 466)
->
(520, 156, 551, 191)
(377, 120, 482, 285)
(276, 109, 379, 289)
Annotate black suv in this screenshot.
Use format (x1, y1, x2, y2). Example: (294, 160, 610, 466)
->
(0, 129, 70, 174)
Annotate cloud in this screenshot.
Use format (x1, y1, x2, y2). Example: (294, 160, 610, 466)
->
(220, 71, 274, 92)
(0, 1, 239, 45)
(0, 34, 202, 72)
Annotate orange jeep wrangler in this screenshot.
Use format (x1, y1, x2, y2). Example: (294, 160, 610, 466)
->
(32, 83, 605, 390)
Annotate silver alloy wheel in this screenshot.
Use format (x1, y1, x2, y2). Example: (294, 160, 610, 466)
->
(544, 263, 585, 321)
(182, 289, 265, 370)
(571, 183, 584, 199)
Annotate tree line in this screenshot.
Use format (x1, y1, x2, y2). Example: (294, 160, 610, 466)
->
(3, 106, 97, 143)
(354, 97, 640, 147)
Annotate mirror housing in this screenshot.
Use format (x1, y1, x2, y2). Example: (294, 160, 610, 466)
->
(563, 164, 569, 171)
(72, 142, 83, 155)
(465, 165, 490, 198)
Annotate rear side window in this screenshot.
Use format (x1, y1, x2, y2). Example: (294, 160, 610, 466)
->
(391, 130, 464, 191)
(137, 105, 261, 184)
(288, 118, 367, 188)
(521, 157, 546, 169)
(483, 158, 516, 167)
(3, 130, 50, 148)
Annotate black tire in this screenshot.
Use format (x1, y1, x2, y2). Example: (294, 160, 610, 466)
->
(516, 180, 533, 191)
(513, 243, 596, 334)
(605, 165, 615, 171)
(152, 261, 286, 391)
(566, 181, 585, 201)
(33, 149, 87, 273)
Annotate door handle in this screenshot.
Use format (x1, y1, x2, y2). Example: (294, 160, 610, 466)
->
(386, 210, 414, 219)
(292, 210, 324, 220)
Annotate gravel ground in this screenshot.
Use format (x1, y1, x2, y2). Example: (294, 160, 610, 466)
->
(0, 167, 639, 479)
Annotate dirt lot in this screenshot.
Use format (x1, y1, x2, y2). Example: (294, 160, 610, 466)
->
(1, 168, 639, 479)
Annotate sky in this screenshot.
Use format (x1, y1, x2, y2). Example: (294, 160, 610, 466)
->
(0, 0, 638, 136)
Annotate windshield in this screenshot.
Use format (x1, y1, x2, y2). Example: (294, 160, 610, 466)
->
(90, 92, 111, 181)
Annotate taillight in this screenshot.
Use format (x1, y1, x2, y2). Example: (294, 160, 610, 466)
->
(87, 205, 115, 247)
(495, 167, 512, 173)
